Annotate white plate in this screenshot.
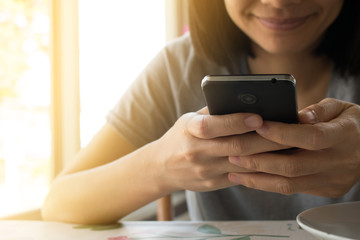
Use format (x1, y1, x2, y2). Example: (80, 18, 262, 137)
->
(296, 201, 360, 240)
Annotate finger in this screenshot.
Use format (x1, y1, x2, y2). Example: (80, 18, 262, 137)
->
(184, 172, 239, 192)
(197, 106, 209, 115)
(212, 157, 255, 174)
(298, 98, 350, 124)
(205, 132, 290, 157)
(229, 149, 338, 177)
(228, 172, 323, 195)
(189, 156, 253, 180)
(256, 121, 347, 150)
(186, 113, 263, 139)
(197, 174, 239, 192)
(302, 172, 355, 197)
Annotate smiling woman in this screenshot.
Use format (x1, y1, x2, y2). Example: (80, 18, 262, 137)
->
(223, 0, 344, 55)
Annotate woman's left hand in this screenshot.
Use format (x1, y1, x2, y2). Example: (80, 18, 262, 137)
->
(228, 98, 360, 197)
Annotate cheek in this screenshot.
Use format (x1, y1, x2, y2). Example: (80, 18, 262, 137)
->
(313, 1, 343, 41)
(327, 1, 344, 22)
(224, 0, 254, 28)
(316, 0, 344, 25)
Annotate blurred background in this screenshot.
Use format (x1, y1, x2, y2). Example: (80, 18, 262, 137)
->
(0, 0, 188, 220)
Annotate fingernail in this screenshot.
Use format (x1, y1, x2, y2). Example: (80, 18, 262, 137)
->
(229, 156, 242, 166)
(299, 109, 318, 124)
(244, 115, 262, 129)
(228, 173, 243, 184)
(256, 123, 268, 136)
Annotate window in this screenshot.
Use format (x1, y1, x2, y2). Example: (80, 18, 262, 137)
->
(0, 0, 51, 217)
(79, 0, 166, 146)
(1, 0, 183, 219)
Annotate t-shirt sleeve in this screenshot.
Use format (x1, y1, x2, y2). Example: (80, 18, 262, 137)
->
(106, 48, 178, 148)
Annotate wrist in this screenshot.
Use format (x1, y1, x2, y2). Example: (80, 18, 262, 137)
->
(146, 139, 182, 195)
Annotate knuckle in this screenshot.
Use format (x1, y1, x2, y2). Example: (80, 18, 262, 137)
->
(346, 117, 359, 133)
(336, 118, 356, 136)
(282, 160, 302, 177)
(223, 115, 238, 132)
(181, 142, 198, 163)
(314, 102, 327, 116)
(183, 151, 197, 163)
(276, 179, 296, 195)
(352, 104, 360, 118)
(194, 115, 210, 138)
(276, 127, 290, 144)
(314, 98, 335, 116)
(185, 113, 211, 139)
(245, 157, 260, 171)
(307, 126, 327, 150)
(194, 165, 209, 180)
(243, 175, 256, 189)
(229, 137, 248, 155)
(180, 112, 195, 127)
(203, 179, 217, 189)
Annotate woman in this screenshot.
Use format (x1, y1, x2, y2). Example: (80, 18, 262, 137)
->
(42, 0, 360, 224)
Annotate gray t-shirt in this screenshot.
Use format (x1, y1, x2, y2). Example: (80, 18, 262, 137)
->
(107, 33, 360, 220)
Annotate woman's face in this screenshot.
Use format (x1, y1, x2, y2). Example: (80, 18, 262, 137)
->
(224, 0, 344, 56)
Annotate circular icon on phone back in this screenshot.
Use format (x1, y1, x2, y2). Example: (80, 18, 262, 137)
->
(239, 93, 257, 104)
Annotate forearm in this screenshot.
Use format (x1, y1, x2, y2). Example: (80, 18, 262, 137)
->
(42, 109, 273, 224)
(42, 141, 171, 224)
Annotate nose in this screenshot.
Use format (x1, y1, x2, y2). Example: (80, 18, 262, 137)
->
(260, 0, 302, 8)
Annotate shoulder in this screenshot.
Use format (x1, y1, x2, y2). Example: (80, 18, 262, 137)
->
(143, 33, 229, 87)
(160, 33, 197, 70)
(160, 33, 231, 76)
(139, 33, 195, 77)
(328, 71, 360, 104)
(164, 33, 193, 57)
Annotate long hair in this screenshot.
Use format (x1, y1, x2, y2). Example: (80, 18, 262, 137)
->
(188, 0, 360, 76)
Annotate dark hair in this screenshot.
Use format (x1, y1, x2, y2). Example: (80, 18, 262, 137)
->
(188, 0, 360, 76)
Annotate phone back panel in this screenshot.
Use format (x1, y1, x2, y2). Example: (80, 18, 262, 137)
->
(202, 76, 298, 123)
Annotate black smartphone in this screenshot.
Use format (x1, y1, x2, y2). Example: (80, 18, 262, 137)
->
(201, 74, 298, 123)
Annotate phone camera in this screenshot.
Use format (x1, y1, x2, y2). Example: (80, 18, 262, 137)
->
(238, 93, 257, 104)
(271, 78, 277, 83)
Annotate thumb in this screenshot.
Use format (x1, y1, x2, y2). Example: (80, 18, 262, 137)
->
(298, 98, 349, 124)
(197, 106, 210, 115)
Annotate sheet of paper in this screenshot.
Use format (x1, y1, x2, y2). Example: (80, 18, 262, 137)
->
(0, 220, 317, 240)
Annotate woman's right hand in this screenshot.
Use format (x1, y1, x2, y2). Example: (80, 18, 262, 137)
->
(42, 107, 290, 224)
(154, 107, 291, 193)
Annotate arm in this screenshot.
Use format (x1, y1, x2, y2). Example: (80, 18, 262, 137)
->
(42, 108, 289, 224)
(42, 123, 164, 224)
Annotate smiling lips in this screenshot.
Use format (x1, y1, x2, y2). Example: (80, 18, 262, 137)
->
(257, 15, 311, 31)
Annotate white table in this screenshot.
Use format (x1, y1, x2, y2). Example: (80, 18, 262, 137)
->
(0, 220, 317, 240)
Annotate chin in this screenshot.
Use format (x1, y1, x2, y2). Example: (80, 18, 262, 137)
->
(265, 47, 300, 56)
(257, 40, 306, 56)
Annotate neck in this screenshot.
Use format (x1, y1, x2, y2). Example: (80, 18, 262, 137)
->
(248, 44, 333, 109)
(248, 44, 331, 90)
